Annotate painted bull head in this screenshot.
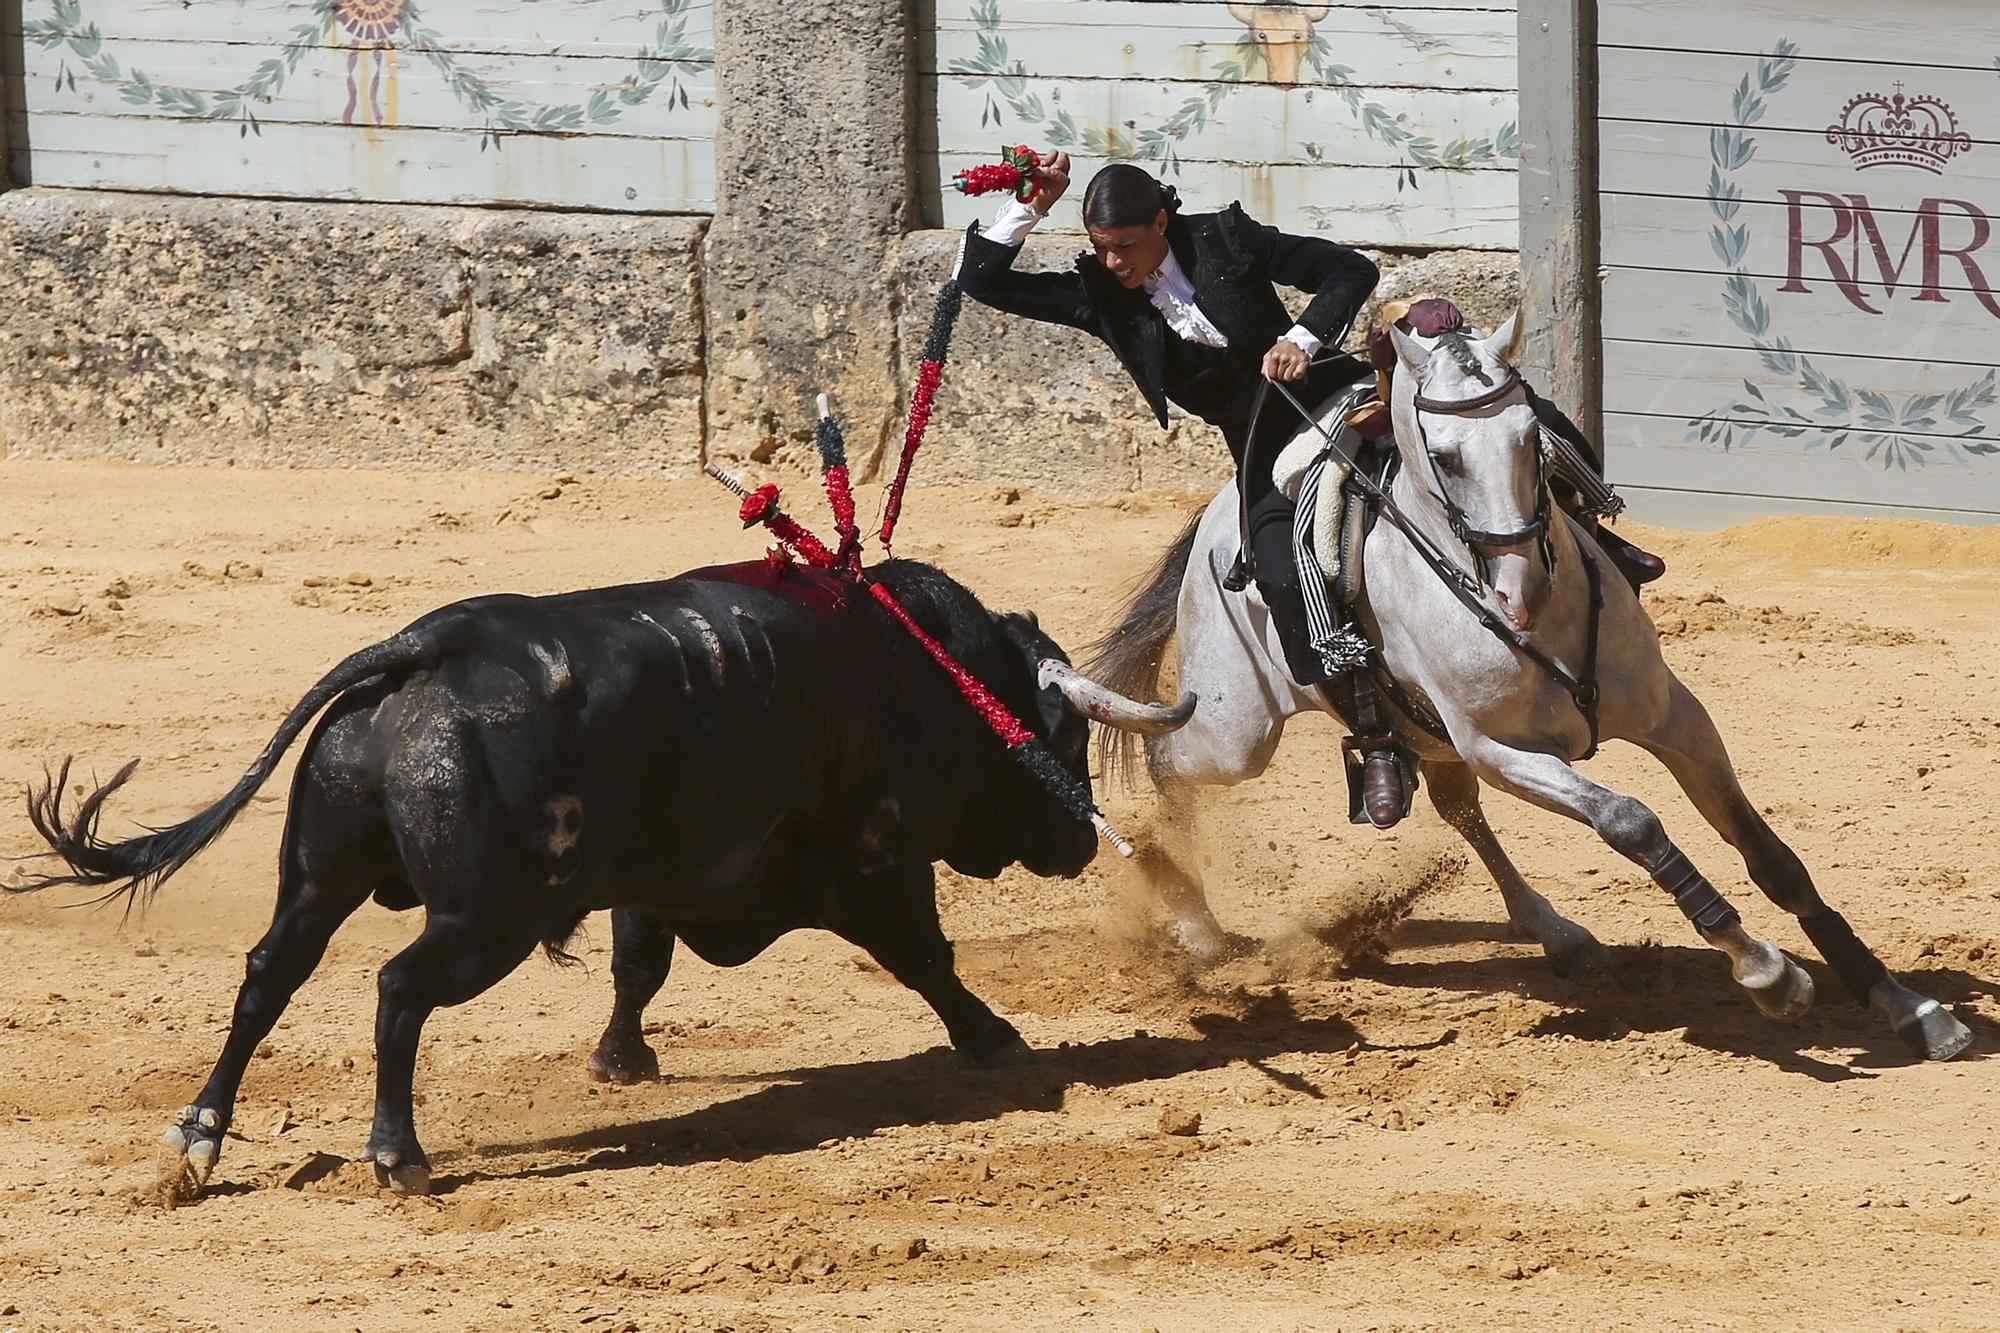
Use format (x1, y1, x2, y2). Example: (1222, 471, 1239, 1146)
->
(1227, 1, 1333, 87)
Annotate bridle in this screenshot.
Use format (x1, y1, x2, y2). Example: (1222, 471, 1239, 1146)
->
(1265, 359, 1605, 757)
(1407, 338, 1554, 588)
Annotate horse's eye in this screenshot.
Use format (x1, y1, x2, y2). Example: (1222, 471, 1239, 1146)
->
(1434, 450, 1463, 475)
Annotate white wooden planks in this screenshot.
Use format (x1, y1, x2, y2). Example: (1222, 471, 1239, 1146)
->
(1604, 411, 1996, 513)
(926, 0, 1517, 90)
(936, 151, 1517, 248)
(927, 0, 1521, 247)
(10, 0, 716, 212)
(3, 0, 718, 59)
(1595, 0, 2000, 517)
(1602, 0, 2000, 72)
(8, 110, 717, 212)
(934, 78, 1515, 170)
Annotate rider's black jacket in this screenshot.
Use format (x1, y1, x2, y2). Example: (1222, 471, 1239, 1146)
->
(956, 203, 1377, 499)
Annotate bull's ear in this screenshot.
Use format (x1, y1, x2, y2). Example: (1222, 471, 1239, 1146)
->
(1226, 2, 1260, 24)
(1387, 323, 1431, 377)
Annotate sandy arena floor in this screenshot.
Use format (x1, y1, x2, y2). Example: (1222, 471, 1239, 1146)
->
(1, 459, 1996, 1331)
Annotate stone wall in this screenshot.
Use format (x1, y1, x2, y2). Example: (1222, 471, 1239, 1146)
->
(0, 184, 1517, 488)
(0, 189, 706, 473)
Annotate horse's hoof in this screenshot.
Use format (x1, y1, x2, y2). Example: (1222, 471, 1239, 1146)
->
(371, 1150, 433, 1197)
(587, 1041, 660, 1086)
(1746, 955, 1815, 1022)
(1171, 916, 1231, 961)
(1895, 999, 1974, 1062)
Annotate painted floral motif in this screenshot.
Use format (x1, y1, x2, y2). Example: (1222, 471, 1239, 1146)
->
(333, 0, 411, 45)
(948, 0, 1517, 192)
(25, 0, 710, 150)
(1686, 42, 1997, 470)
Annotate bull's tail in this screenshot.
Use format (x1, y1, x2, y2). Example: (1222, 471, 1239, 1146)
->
(1083, 504, 1204, 784)
(17, 631, 432, 910)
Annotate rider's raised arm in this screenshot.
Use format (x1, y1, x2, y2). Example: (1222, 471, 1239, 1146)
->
(956, 151, 1098, 334)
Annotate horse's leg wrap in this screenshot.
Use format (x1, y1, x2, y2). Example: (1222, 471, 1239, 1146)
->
(1649, 844, 1741, 936)
(1797, 908, 1890, 1005)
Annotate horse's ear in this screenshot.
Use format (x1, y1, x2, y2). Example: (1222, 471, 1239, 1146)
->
(1484, 309, 1526, 367)
(1387, 324, 1431, 377)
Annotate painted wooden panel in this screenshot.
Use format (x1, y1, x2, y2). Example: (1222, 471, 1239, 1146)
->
(936, 152, 1517, 248)
(1602, 193, 1996, 295)
(9, 109, 717, 212)
(3, 0, 717, 59)
(1605, 412, 1997, 515)
(927, 0, 1521, 247)
(935, 78, 1515, 170)
(1603, 47, 2000, 147)
(1593, 5, 2000, 517)
(1604, 266, 1996, 371)
(11, 0, 715, 212)
(1602, 0, 2000, 71)
(925, 1, 1517, 91)
(14, 40, 716, 140)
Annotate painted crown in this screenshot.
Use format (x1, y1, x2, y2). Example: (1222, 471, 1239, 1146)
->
(1825, 85, 1974, 174)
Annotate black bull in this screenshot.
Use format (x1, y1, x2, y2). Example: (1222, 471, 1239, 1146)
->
(18, 558, 1179, 1199)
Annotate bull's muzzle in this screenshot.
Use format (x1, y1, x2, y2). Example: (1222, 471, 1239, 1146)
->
(1036, 659, 1196, 735)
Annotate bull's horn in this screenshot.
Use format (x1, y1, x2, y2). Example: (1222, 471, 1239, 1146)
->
(1036, 659, 1195, 735)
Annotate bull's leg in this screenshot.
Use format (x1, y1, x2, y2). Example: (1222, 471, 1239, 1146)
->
(588, 908, 674, 1085)
(1637, 676, 1972, 1060)
(825, 864, 1027, 1067)
(1464, 736, 1815, 1023)
(1422, 759, 1610, 978)
(159, 851, 371, 1202)
(365, 914, 542, 1195)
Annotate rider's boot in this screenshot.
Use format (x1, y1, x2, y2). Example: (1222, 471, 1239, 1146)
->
(1259, 576, 1332, 687)
(1592, 525, 1665, 591)
(1340, 669, 1412, 830)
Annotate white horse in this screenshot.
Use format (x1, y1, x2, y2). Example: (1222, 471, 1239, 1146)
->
(1082, 309, 1973, 1062)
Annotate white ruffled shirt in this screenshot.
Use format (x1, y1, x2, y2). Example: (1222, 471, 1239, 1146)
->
(982, 198, 1323, 357)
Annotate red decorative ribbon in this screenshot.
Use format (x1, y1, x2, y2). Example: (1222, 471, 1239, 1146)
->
(867, 582, 1035, 747)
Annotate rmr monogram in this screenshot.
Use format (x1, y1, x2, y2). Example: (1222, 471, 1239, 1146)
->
(1781, 85, 1993, 317)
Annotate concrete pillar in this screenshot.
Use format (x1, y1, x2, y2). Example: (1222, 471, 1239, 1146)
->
(1516, 0, 1601, 445)
(703, 0, 917, 474)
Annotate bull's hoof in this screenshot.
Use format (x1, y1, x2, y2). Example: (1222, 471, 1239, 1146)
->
(1895, 999, 1975, 1062)
(587, 1040, 661, 1086)
(369, 1149, 433, 1197)
(962, 1031, 1034, 1069)
(155, 1104, 225, 1208)
(1746, 955, 1815, 1022)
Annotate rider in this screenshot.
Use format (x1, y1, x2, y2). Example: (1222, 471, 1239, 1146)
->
(955, 153, 1661, 816)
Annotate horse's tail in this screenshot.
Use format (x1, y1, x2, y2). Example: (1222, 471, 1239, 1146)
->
(16, 631, 433, 912)
(1084, 504, 1205, 784)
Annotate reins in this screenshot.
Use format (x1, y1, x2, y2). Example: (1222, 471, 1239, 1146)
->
(1266, 375, 1605, 757)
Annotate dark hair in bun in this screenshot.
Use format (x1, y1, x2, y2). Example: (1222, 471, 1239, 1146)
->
(1081, 164, 1179, 230)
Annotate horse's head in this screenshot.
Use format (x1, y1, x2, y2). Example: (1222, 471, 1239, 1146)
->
(1387, 307, 1552, 633)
